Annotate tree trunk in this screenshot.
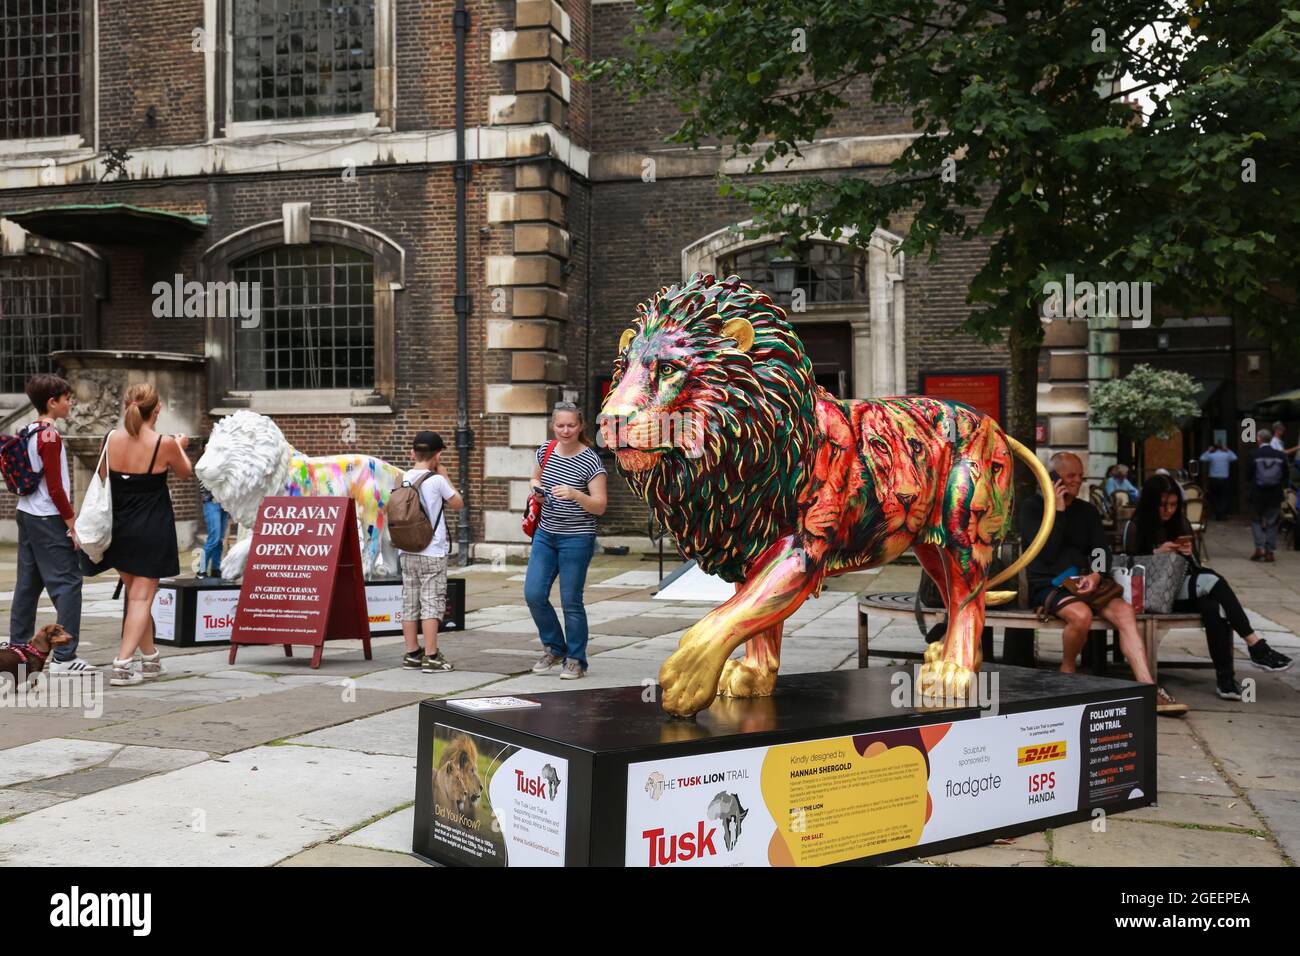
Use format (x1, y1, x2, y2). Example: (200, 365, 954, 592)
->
(1007, 307, 1043, 502)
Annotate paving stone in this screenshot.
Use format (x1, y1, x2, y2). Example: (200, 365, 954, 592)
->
(65, 684, 427, 755)
(0, 739, 122, 787)
(289, 705, 420, 757)
(0, 746, 416, 867)
(1189, 711, 1300, 792)
(349, 668, 507, 696)
(276, 843, 429, 867)
(108, 745, 211, 774)
(1125, 791, 1261, 831)
(0, 789, 69, 819)
(921, 843, 1049, 867)
(340, 805, 415, 854)
(580, 615, 690, 638)
(18, 765, 155, 795)
(1157, 753, 1235, 797)
(1049, 818, 1286, 867)
(1247, 789, 1300, 864)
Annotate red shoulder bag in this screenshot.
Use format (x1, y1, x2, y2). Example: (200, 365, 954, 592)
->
(522, 440, 558, 538)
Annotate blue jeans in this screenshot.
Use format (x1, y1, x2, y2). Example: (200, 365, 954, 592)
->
(1251, 502, 1280, 552)
(203, 501, 229, 575)
(9, 511, 82, 662)
(524, 529, 596, 669)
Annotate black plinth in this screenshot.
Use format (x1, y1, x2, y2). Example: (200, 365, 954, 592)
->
(413, 665, 1156, 867)
(144, 575, 466, 646)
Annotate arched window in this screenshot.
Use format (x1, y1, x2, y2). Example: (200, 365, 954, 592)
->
(201, 210, 403, 411)
(0, 255, 84, 393)
(719, 241, 867, 309)
(231, 243, 374, 390)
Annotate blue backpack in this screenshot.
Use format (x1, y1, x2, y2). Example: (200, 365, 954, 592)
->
(0, 424, 48, 496)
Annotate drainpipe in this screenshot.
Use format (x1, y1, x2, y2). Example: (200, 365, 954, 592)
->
(453, 0, 473, 566)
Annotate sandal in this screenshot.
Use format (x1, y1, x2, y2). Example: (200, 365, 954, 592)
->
(140, 651, 165, 680)
(110, 658, 143, 687)
(1155, 687, 1188, 716)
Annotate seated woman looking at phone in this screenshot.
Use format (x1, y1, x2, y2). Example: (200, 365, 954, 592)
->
(1122, 474, 1292, 700)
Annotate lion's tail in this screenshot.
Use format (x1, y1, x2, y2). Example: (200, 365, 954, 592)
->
(983, 436, 1056, 608)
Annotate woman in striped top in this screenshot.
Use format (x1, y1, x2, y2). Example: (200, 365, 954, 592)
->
(525, 402, 607, 680)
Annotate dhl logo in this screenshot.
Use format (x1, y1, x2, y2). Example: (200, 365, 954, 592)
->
(1017, 742, 1067, 765)
(368, 614, 391, 624)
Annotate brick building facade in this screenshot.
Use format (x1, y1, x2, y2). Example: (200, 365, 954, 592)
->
(3, 1, 1291, 557)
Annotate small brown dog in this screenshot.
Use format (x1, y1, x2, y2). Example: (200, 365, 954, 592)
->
(0, 624, 71, 685)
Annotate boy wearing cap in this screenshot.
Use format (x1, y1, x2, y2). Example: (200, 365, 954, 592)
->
(399, 431, 463, 672)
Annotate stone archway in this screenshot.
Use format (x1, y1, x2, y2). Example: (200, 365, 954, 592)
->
(680, 223, 906, 398)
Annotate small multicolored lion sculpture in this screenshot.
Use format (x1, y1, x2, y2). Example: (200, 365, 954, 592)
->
(194, 410, 405, 580)
(599, 273, 1054, 718)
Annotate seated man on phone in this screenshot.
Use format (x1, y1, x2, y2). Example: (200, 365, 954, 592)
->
(1017, 452, 1186, 716)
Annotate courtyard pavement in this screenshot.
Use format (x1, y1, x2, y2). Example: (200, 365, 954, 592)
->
(0, 519, 1296, 867)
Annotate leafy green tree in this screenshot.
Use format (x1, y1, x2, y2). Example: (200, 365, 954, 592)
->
(581, 1, 1300, 484)
(1089, 363, 1201, 475)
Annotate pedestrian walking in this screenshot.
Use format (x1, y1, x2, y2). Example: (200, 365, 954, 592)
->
(1246, 429, 1288, 562)
(2, 374, 94, 673)
(1199, 442, 1238, 520)
(81, 383, 192, 686)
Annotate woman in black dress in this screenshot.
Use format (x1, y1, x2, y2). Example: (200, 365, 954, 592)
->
(89, 382, 193, 686)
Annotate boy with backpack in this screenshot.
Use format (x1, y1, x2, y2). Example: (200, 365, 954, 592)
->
(1247, 429, 1288, 562)
(387, 431, 463, 672)
(0, 375, 94, 672)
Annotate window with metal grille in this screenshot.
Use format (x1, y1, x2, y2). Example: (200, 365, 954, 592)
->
(0, 256, 83, 393)
(0, 0, 83, 140)
(231, 244, 374, 390)
(719, 242, 867, 309)
(231, 0, 375, 122)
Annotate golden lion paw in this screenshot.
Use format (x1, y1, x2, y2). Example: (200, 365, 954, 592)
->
(717, 657, 778, 699)
(918, 660, 977, 703)
(923, 640, 945, 665)
(659, 638, 729, 717)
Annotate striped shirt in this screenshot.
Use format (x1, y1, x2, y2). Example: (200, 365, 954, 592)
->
(535, 443, 606, 535)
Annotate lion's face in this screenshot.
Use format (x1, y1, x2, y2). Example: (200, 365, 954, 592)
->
(599, 325, 710, 473)
(598, 274, 819, 582)
(944, 419, 1012, 562)
(194, 410, 292, 526)
(435, 735, 483, 815)
(860, 404, 932, 538)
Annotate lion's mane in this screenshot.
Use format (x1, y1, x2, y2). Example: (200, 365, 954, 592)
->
(194, 409, 293, 527)
(609, 272, 820, 582)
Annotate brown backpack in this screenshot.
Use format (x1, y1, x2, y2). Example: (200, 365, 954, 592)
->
(388, 471, 443, 552)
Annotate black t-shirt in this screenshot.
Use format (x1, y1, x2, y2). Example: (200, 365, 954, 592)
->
(1017, 494, 1111, 595)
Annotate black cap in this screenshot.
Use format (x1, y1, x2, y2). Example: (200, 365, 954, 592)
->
(413, 431, 445, 454)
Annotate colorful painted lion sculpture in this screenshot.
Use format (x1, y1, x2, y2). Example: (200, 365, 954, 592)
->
(194, 410, 405, 580)
(599, 272, 1054, 718)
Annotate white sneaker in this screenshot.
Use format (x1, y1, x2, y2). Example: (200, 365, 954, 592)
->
(110, 659, 143, 687)
(49, 657, 97, 674)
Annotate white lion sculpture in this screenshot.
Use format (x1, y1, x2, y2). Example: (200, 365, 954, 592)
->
(194, 410, 406, 580)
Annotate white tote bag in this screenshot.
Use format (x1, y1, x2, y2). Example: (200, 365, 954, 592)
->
(75, 433, 114, 563)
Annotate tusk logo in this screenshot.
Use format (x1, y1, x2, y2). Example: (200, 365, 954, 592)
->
(49, 886, 152, 937)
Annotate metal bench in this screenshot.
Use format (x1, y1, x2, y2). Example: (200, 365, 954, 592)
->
(856, 591, 1205, 682)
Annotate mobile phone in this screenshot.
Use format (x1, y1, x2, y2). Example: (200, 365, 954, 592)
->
(1048, 469, 1061, 484)
(1175, 534, 1193, 546)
